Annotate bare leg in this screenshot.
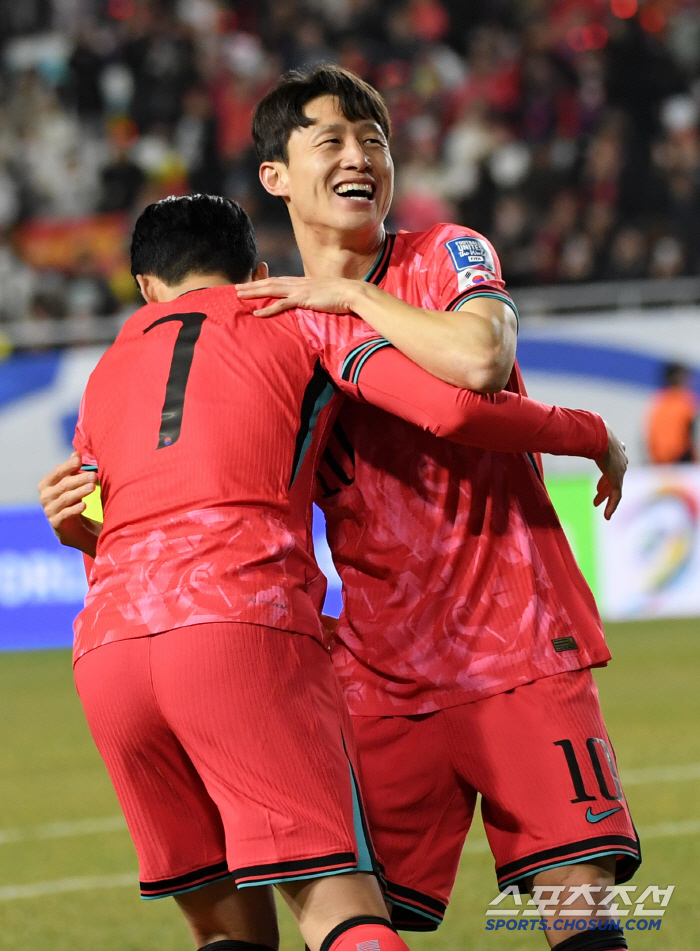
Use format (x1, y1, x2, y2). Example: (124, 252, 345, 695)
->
(277, 872, 389, 951)
(527, 857, 617, 947)
(174, 878, 279, 949)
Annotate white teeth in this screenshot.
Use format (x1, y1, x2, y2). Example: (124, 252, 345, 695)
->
(334, 183, 374, 197)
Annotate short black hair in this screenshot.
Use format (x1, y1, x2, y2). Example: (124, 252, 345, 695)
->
(252, 64, 391, 164)
(130, 194, 257, 285)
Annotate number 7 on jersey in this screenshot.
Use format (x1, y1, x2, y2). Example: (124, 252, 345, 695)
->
(143, 312, 207, 449)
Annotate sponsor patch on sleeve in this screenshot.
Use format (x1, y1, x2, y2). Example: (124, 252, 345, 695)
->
(445, 235, 496, 273)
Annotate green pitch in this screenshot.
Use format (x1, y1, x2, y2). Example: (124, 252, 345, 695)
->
(0, 618, 698, 950)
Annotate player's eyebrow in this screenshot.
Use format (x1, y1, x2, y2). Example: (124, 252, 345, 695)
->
(310, 121, 384, 138)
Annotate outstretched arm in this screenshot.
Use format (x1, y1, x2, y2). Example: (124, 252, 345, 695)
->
(350, 346, 627, 519)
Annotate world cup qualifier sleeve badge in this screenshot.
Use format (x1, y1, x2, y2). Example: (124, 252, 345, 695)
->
(444, 236, 499, 292)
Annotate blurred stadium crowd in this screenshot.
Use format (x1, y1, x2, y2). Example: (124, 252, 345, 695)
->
(1, 0, 700, 323)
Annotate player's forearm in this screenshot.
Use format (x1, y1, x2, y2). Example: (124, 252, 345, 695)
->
(441, 390, 609, 458)
(357, 349, 608, 459)
(347, 282, 515, 392)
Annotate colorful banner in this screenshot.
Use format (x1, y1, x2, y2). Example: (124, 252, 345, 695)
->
(0, 506, 87, 650)
(546, 475, 599, 601)
(14, 213, 129, 277)
(598, 466, 700, 620)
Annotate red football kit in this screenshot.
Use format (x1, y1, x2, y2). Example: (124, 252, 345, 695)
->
(315, 225, 640, 927)
(72, 284, 611, 899)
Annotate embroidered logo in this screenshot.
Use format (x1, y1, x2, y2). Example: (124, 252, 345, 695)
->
(586, 806, 623, 823)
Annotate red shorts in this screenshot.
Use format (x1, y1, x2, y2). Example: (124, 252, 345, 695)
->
(74, 622, 377, 899)
(351, 669, 640, 931)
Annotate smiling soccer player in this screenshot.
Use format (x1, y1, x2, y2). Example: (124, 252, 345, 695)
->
(237, 65, 639, 950)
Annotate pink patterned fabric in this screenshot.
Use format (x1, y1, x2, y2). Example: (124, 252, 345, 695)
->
(72, 286, 384, 662)
(318, 224, 610, 715)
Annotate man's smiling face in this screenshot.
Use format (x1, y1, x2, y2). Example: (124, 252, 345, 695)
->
(263, 94, 394, 240)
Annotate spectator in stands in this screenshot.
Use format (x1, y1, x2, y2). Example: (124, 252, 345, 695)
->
(174, 86, 223, 196)
(0, 231, 35, 322)
(646, 362, 698, 465)
(2, 0, 700, 321)
(99, 146, 146, 214)
(649, 234, 685, 279)
(64, 252, 119, 319)
(27, 271, 67, 322)
(604, 226, 648, 280)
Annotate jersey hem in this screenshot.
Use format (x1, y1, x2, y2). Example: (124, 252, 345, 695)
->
(72, 616, 325, 667)
(140, 852, 366, 898)
(496, 834, 642, 892)
(140, 861, 231, 898)
(385, 879, 446, 930)
(343, 657, 611, 717)
(234, 851, 358, 885)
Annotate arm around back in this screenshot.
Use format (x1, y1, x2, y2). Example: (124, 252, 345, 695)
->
(355, 346, 608, 459)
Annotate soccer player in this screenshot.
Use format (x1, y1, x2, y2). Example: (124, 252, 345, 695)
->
(235, 65, 640, 950)
(40, 195, 624, 951)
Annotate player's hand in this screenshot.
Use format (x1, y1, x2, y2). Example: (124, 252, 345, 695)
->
(38, 452, 100, 553)
(235, 276, 359, 317)
(593, 425, 628, 520)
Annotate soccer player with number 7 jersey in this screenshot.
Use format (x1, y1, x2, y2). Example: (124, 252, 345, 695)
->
(42, 195, 627, 951)
(236, 65, 640, 951)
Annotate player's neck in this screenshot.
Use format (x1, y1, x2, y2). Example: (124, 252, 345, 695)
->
(147, 273, 231, 304)
(292, 221, 386, 281)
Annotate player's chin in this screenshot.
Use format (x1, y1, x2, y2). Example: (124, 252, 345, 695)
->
(332, 200, 377, 220)
(334, 204, 385, 235)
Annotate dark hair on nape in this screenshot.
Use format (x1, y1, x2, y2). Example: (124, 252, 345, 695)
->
(252, 64, 391, 164)
(130, 194, 258, 285)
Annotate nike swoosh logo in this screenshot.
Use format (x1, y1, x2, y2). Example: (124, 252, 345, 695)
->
(586, 806, 623, 823)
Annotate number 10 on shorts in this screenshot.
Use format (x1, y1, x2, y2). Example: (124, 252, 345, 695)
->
(555, 737, 623, 803)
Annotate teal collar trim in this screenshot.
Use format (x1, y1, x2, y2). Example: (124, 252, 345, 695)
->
(363, 231, 394, 284)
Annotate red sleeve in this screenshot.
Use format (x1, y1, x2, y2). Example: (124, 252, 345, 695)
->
(419, 223, 519, 322)
(354, 347, 608, 459)
(293, 308, 394, 395)
(73, 391, 98, 470)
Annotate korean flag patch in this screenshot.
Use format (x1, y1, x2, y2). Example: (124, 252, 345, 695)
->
(445, 236, 497, 292)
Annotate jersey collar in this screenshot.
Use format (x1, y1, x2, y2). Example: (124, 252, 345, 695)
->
(176, 287, 214, 298)
(363, 232, 395, 286)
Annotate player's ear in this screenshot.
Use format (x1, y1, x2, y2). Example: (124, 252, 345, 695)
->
(251, 261, 269, 282)
(136, 274, 148, 303)
(259, 161, 290, 198)
(136, 274, 160, 304)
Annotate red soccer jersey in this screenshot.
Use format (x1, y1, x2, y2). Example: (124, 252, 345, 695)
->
(72, 286, 390, 662)
(317, 223, 612, 716)
(73, 282, 607, 667)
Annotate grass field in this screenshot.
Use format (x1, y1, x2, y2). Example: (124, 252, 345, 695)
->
(0, 618, 698, 950)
